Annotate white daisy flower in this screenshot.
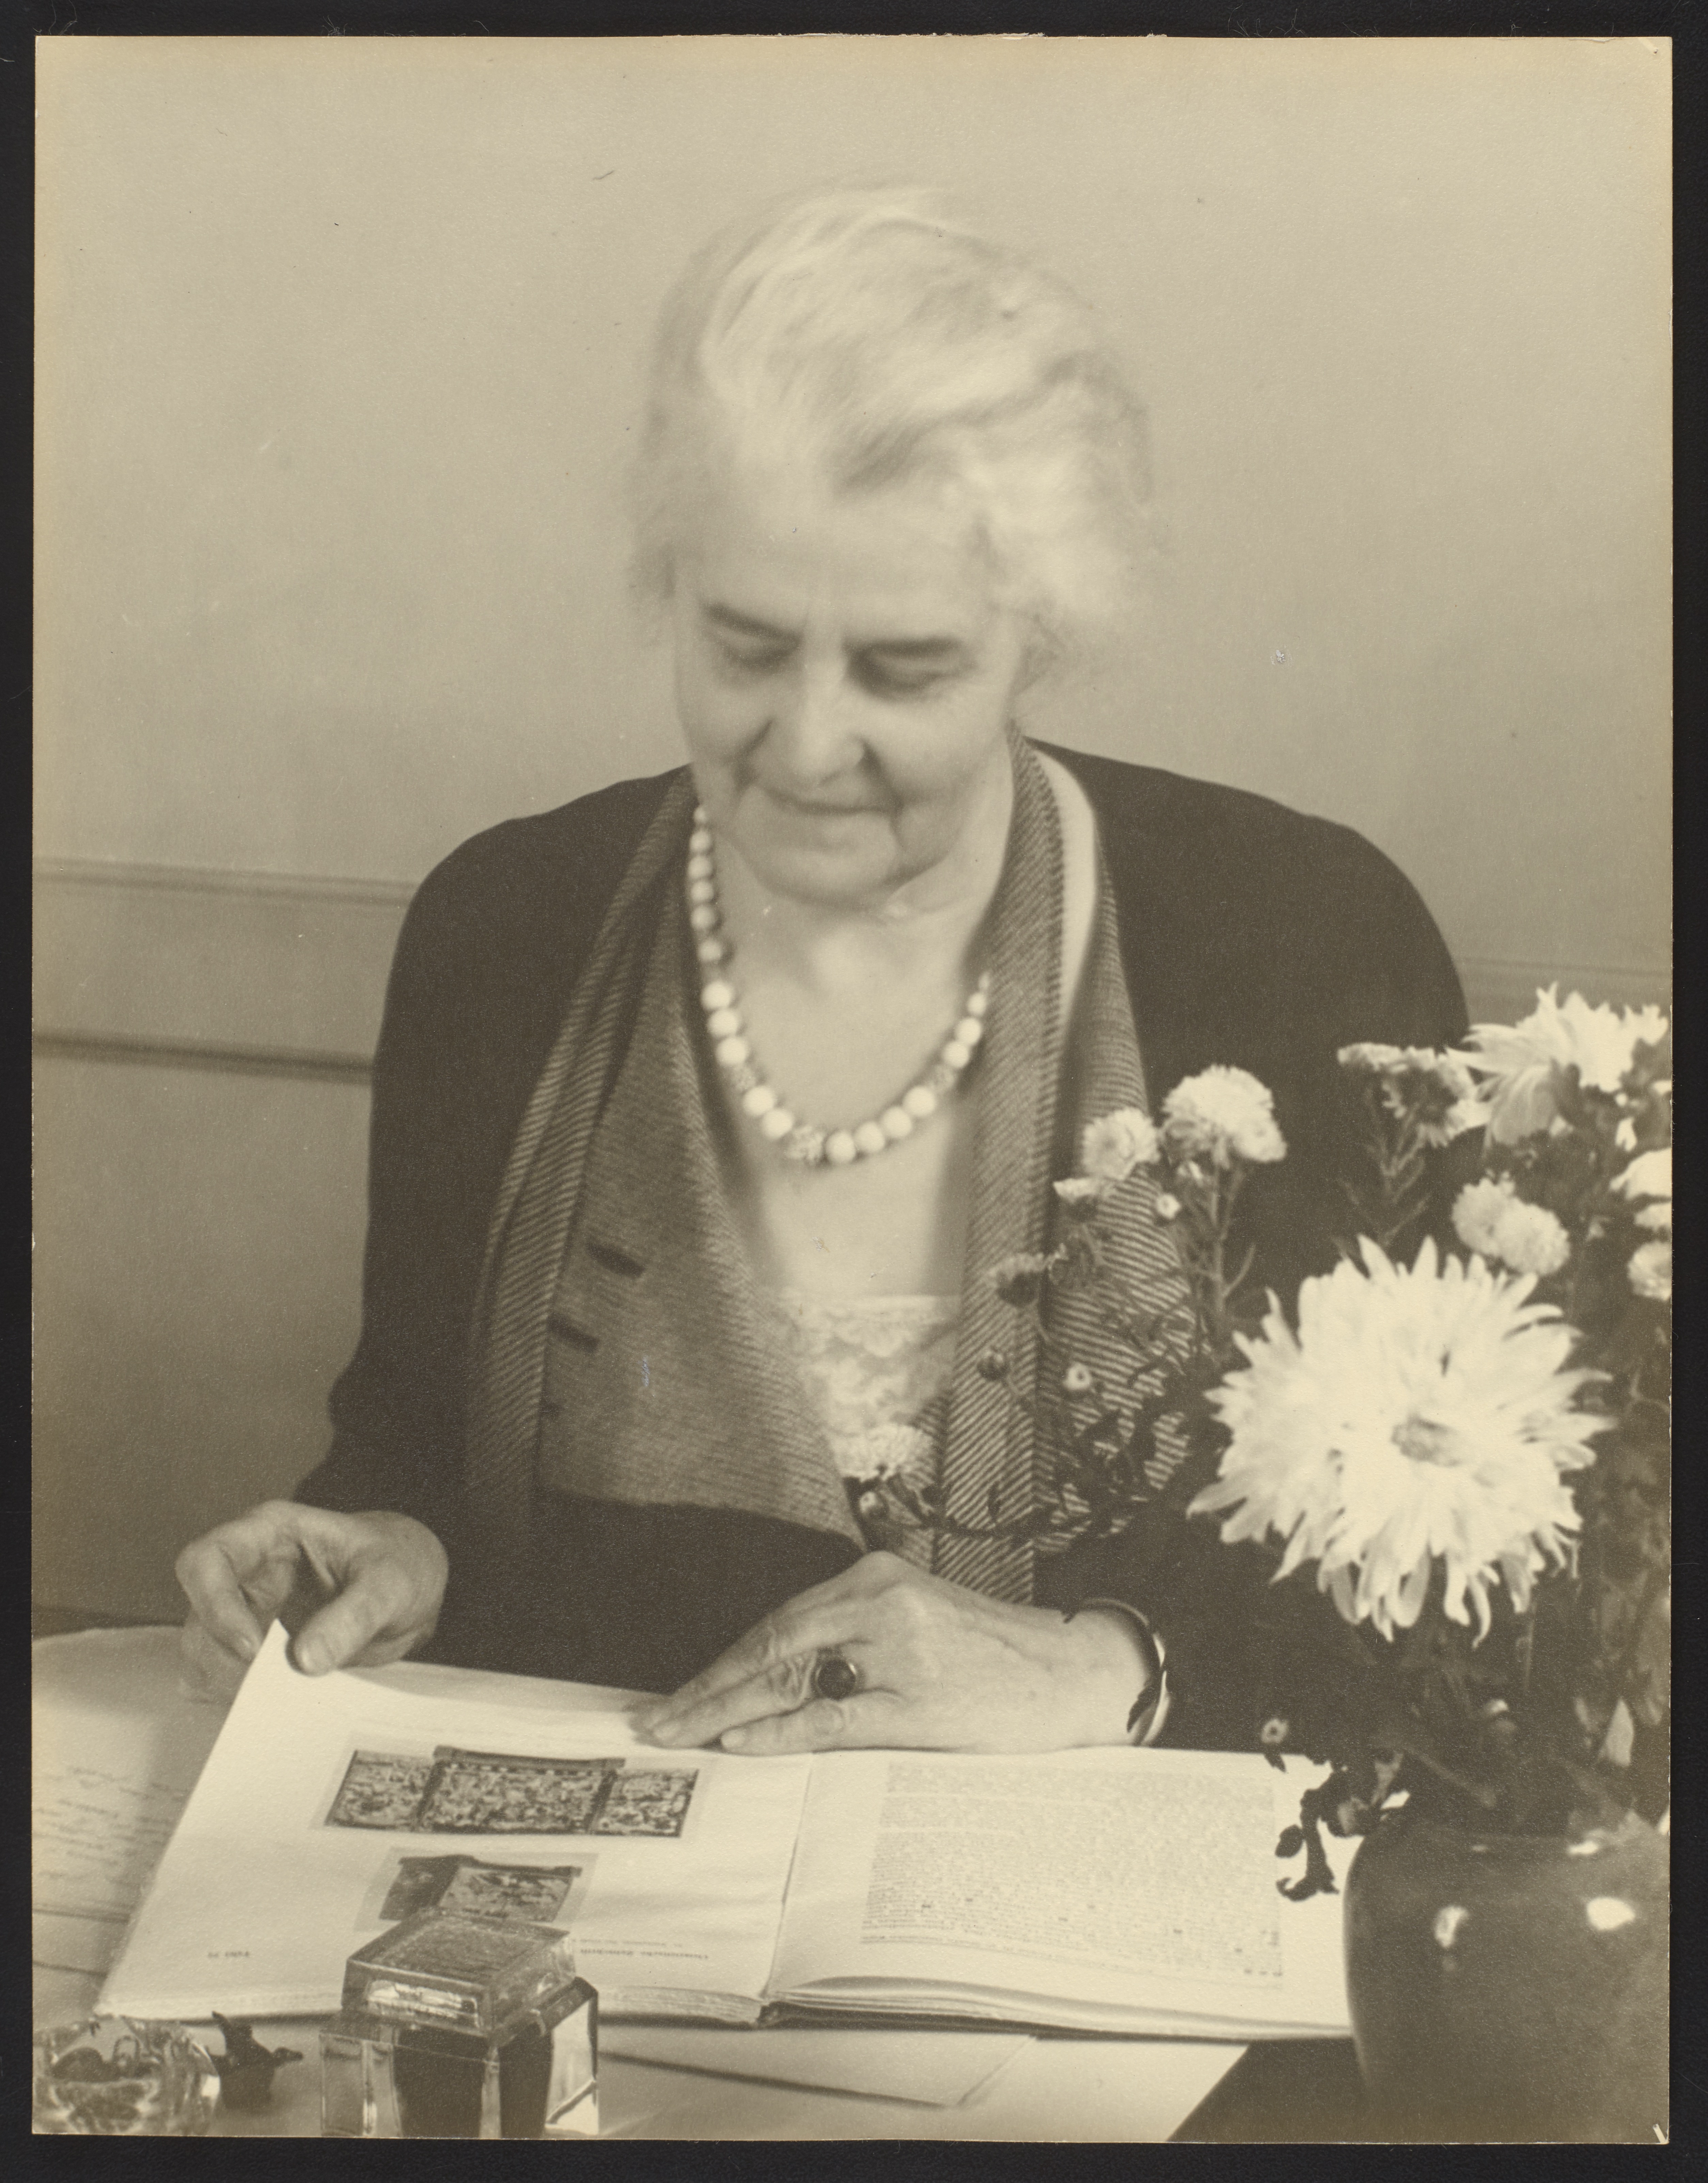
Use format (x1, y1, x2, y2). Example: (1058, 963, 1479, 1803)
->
(1337, 1043, 1474, 1098)
(1162, 1067, 1287, 1167)
(1080, 1109, 1161, 1183)
(1340, 1043, 1486, 1146)
(1458, 987, 1670, 1144)
(1189, 1238, 1605, 1642)
(1628, 1239, 1672, 1303)
(1614, 1147, 1671, 1233)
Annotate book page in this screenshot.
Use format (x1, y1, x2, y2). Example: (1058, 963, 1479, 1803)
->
(34, 1759, 201, 1928)
(770, 1746, 1350, 2036)
(33, 1628, 228, 1923)
(101, 1623, 810, 2023)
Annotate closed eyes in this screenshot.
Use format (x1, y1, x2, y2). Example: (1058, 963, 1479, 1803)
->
(705, 622, 972, 700)
(855, 656, 965, 699)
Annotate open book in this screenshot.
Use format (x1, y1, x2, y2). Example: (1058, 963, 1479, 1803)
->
(101, 1624, 1351, 2039)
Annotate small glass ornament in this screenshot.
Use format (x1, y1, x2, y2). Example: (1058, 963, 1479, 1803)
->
(319, 1909, 597, 2138)
(33, 2017, 221, 2136)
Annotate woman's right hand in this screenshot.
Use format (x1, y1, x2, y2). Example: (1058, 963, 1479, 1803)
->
(175, 1501, 449, 1699)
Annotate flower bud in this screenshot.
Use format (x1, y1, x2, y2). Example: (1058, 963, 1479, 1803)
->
(991, 1253, 1048, 1306)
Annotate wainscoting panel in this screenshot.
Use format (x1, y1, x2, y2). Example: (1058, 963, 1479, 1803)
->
(34, 860, 411, 1068)
(31, 858, 1670, 1623)
(32, 1052, 372, 1624)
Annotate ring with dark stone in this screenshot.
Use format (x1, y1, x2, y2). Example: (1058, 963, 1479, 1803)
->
(811, 1652, 860, 1703)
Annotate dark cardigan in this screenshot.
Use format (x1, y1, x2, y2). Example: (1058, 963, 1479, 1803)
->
(297, 743, 1468, 1741)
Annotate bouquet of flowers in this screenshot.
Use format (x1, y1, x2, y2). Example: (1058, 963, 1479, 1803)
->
(872, 990, 1672, 1897)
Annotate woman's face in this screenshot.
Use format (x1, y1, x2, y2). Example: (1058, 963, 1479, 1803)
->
(669, 457, 1031, 911)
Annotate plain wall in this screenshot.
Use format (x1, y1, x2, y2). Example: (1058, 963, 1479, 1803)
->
(34, 37, 1671, 1620)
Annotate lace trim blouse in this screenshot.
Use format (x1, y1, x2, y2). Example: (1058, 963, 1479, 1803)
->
(769, 1289, 959, 1528)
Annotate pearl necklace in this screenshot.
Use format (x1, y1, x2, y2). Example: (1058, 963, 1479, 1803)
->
(686, 807, 990, 1168)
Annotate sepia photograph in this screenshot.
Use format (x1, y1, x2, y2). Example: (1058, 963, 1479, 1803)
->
(593, 1766, 700, 1837)
(413, 1753, 622, 1834)
(323, 1750, 439, 1832)
(383, 1853, 586, 1923)
(33, 30, 1669, 2143)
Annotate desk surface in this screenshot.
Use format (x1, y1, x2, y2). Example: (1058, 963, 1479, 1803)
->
(33, 1624, 1360, 2142)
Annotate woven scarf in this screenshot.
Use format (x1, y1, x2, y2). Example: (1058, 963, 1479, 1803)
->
(463, 742, 1190, 1605)
(931, 749, 1190, 1599)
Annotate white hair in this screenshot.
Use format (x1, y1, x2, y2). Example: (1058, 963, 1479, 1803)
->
(632, 186, 1151, 646)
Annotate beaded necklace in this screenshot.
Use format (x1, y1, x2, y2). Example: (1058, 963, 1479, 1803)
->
(686, 806, 989, 1168)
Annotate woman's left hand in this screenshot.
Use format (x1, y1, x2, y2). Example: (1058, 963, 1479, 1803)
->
(631, 1551, 1153, 1755)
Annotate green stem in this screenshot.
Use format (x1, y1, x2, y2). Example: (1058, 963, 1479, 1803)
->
(1608, 1563, 1670, 1713)
(1396, 1738, 1502, 1812)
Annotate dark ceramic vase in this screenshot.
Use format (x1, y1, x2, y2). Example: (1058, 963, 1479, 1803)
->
(1343, 1805, 1668, 2142)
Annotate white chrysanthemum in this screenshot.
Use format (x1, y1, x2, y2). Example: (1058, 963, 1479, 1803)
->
(1489, 1200, 1572, 1279)
(1453, 1177, 1517, 1257)
(838, 1422, 934, 1484)
(991, 1252, 1050, 1305)
(1080, 1108, 1161, 1182)
(1452, 1179, 1571, 1278)
(1054, 1176, 1110, 1209)
(1614, 1147, 1671, 1233)
(1163, 1067, 1287, 1167)
(1189, 1239, 1604, 1642)
(1458, 987, 1670, 1144)
(1628, 1239, 1672, 1303)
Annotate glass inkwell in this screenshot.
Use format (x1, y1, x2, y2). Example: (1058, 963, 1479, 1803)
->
(320, 1910, 597, 2138)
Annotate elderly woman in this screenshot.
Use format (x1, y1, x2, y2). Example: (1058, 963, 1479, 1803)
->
(178, 188, 1465, 1755)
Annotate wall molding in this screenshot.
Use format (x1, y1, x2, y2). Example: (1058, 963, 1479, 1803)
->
(32, 1029, 375, 1085)
(34, 858, 1671, 1084)
(31, 855, 416, 908)
(1453, 954, 1671, 1026)
(34, 857, 412, 1068)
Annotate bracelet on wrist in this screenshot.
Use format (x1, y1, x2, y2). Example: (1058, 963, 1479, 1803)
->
(1066, 1597, 1171, 1745)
